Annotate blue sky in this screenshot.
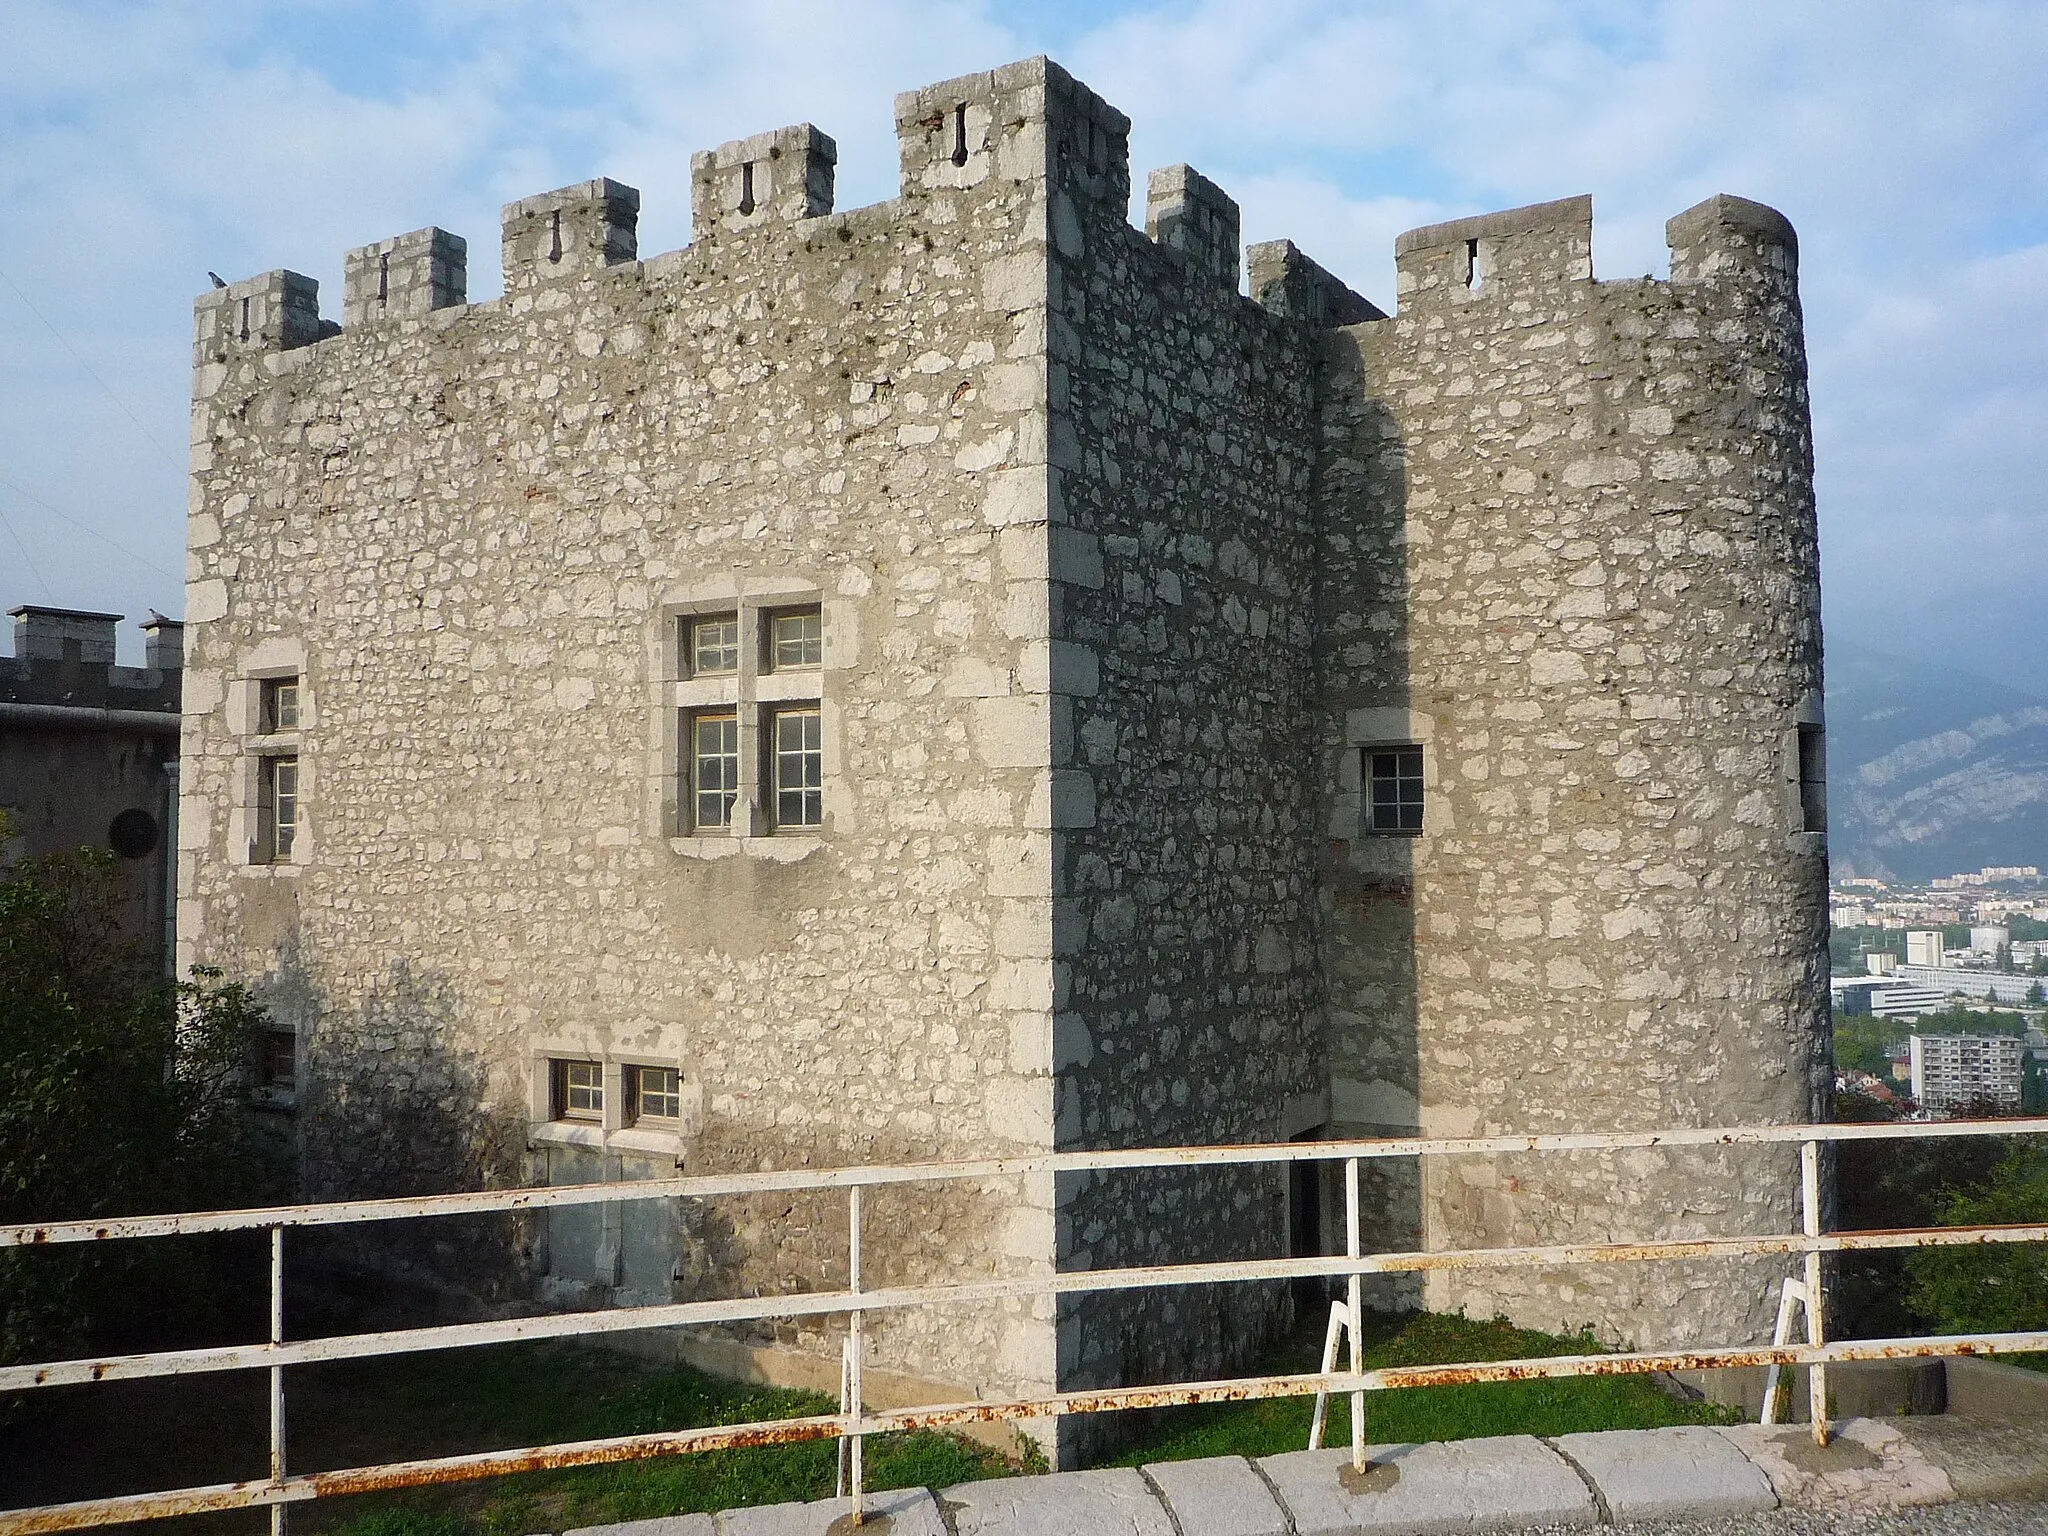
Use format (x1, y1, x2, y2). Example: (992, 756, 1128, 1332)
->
(4, 0, 2046, 683)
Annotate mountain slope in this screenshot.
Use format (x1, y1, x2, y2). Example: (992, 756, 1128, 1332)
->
(1827, 639, 2048, 880)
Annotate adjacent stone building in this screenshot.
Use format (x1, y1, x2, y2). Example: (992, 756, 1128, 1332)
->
(178, 55, 1828, 1453)
(3, 605, 182, 972)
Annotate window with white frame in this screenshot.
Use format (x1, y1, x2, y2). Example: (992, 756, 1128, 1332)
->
(254, 755, 300, 863)
(666, 596, 826, 841)
(688, 614, 740, 677)
(689, 712, 740, 830)
(771, 706, 823, 829)
(260, 676, 300, 733)
(767, 608, 822, 670)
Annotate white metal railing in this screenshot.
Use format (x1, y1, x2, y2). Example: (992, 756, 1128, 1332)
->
(6, 1117, 2048, 1535)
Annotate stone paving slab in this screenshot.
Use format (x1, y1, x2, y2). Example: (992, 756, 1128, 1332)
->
(1714, 1418, 1954, 1511)
(717, 1488, 948, 1536)
(566, 1516, 715, 1536)
(1256, 1438, 1597, 1536)
(1141, 1455, 1287, 1536)
(1550, 1426, 1777, 1521)
(942, 1467, 1175, 1536)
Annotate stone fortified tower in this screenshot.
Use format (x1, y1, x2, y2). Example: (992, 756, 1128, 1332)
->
(1315, 194, 1828, 1344)
(180, 54, 1827, 1456)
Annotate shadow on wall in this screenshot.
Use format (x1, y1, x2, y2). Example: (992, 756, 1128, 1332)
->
(1315, 388, 1424, 1320)
(269, 945, 532, 1324)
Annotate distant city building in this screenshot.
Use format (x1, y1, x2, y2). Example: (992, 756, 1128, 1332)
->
(1893, 966, 2039, 1006)
(1909, 1033, 2023, 1111)
(1971, 925, 2011, 954)
(1829, 975, 1946, 1018)
(1866, 951, 1899, 975)
(1907, 930, 1947, 968)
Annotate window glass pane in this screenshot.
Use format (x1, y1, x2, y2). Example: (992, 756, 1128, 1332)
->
(691, 713, 738, 830)
(771, 610, 822, 669)
(267, 756, 300, 860)
(635, 1065, 681, 1121)
(774, 707, 823, 828)
(262, 677, 300, 733)
(691, 616, 739, 675)
(1367, 744, 1424, 833)
(561, 1060, 603, 1118)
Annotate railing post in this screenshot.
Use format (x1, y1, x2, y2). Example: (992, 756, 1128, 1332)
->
(270, 1223, 287, 1536)
(1346, 1156, 1365, 1472)
(848, 1184, 865, 1524)
(1801, 1139, 1828, 1446)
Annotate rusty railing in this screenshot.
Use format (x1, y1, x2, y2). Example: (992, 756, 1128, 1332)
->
(5, 1116, 2048, 1534)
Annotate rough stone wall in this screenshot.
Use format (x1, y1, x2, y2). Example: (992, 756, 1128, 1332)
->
(180, 57, 1097, 1405)
(1315, 193, 1829, 1347)
(180, 44, 1834, 1443)
(1050, 152, 1329, 1420)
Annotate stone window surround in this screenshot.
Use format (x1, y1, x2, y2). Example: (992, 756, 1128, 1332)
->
(1783, 690, 1826, 857)
(1333, 706, 1444, 841)
(528, 1046, 698, 1157)
(226, 641, 313, 873)
(650, 575, 843, 862)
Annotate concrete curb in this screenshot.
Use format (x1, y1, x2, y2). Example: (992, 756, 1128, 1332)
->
(559, 1417, 2048, 1536)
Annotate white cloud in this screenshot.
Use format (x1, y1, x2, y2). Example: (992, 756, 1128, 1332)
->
(2, 0, 2045, 681)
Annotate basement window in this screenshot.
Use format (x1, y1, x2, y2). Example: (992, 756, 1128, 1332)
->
(553, 1059, 604, 1122)
(629, 1065, 682, 1124)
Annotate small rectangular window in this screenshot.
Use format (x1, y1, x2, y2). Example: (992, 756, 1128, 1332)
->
(690, 712, 739, 830)
(260, 1030, 297, 1092)
(1367, 745, 1424, 833)
(772, 706, 823, 829)
(630, 1064, 682, 1123)
(554, 1059, 603, 1121)
(1798, 725, 1826, 834)
(255, 755, 300, 863)
(689, 615, 739, 676)
(260, 677, 300, 733)
(769, 609, 822, 670)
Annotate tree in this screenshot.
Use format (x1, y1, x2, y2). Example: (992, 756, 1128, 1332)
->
(0, 813, 274, 1365)
(1905, 1145, 2048, 1334)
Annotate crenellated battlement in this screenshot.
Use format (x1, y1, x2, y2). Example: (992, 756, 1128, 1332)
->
(895, 57, 1130, 224)
(501, 178, 639, 292)
(1395, 194, 1594, 306)
(1389, 191, 1801, 316)
(691, 125, 836, 242)
(192, 269, 328, 364)
(1667, 193, 1799, 286)
(342, 227, 466, 327)
(183, 56, 1798, 381)
(1146, 165, 1240, 291)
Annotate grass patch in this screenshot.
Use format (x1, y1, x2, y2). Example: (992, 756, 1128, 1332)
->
(1101, 1310, 1740, 1467)
(303, 1353, 1014, 1536)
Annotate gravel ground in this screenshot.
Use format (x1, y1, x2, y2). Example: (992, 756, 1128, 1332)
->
(1517, 1507, 2048, 1535)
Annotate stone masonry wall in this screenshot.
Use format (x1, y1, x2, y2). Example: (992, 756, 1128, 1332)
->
(1050, 158, 1329, 1423)
(1315, 194, 1829, 1347)
(181, 58, 1101, 1406)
